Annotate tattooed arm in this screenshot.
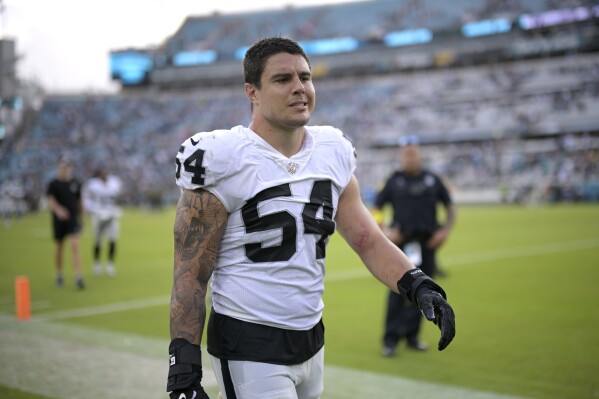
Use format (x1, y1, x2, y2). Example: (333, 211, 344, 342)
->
(170, 188, 228, 345)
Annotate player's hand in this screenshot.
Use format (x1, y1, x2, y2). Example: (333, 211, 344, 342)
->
(415, 285, 455, 351)
(397, 269, 455, 351)
(167, 338, 209, 399)
(426, 226, 449, 249)
(55, 206, 70, 220)
(384, 226, 403, 246)
(169, 385, 210, 399)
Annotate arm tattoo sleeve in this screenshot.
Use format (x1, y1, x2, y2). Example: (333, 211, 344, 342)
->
(170, 189, 228, 345)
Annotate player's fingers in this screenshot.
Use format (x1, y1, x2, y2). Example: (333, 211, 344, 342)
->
(436, 302, 456, 351)
(419, 294, 436, 321)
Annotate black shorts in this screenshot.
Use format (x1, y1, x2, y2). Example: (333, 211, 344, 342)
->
(207, 309, 325, 365)
(52, 218, 81, 241)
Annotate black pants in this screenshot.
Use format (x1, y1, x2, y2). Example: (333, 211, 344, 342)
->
(383, 239, 437, 348)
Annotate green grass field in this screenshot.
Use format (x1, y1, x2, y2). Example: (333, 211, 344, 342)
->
(1, 204, 598, 399)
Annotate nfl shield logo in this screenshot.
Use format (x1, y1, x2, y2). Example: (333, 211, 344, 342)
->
(287, 162, 298, 175)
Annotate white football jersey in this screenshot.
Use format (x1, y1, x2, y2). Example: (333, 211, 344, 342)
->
(175, 125, 357, 330)
(83, 175, 122, 219)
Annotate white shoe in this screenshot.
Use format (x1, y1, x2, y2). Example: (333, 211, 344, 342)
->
(94, 262, 102, 276)
(106, 262, 116, 277)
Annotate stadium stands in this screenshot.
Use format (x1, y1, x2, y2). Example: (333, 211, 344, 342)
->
(1, 0, 598, 211)
(162, 0, 552, 58)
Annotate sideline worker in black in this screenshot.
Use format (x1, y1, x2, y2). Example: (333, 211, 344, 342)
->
(372, 135, 456, 357)
(46, 155, 85, 290)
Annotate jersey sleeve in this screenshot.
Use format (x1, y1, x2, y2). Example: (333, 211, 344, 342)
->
(174, 130, 236, 209)
(111, 176, 123, 195)
(46, 181, 55, 197)
(82, 181, 97, 214)
(75, 180, 82, 200)
(345, 133, 358, 179)
(437, 175, 452, 206)
(329, 127, 357, 190)
(374, 177, 392, 209)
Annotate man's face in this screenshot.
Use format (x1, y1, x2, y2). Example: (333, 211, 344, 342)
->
(57, 161, 72, 178)
(400, 145, 423, 174)
(247, 52, 315, 132)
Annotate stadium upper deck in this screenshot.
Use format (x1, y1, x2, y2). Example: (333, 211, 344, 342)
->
(109, 0, 599, 89)
(2, 0, 599, 210)
(163, 0, 551, 56)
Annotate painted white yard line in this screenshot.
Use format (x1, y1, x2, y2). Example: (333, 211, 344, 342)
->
(441, 237, 599, 267)
(0, 315, 218, 398)
(0, 329, 172, 399)
(30, 294, 171, 323)
(323, 365, 530, 399)
(25, 238, 599, 323)
(0, 316, 530, 399)
(0, 300, 52, 315)
(325, 238, 599, 282)
(2, 238, 588, 397)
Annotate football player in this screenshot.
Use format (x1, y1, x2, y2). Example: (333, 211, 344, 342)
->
(167, 36, 455, 399)
(83, 166, 122, 277)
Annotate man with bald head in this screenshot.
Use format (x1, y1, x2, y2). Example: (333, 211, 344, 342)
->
(374, 135, 456, 357)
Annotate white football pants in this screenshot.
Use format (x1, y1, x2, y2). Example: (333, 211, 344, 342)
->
(210, 347, 324, 399)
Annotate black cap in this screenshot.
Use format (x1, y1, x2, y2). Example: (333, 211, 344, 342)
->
(398, 135, 420, 147)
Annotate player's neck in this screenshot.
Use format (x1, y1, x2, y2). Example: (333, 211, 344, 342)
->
(249, 122, 305, 158)
(404, 167, 422, 176)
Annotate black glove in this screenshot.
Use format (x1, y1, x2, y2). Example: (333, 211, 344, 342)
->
(397, 268, 456, 351)
(168, 338, 210, 399)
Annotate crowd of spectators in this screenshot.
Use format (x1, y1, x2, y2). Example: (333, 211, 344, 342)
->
(310, 52, 599, 147)
(1, 88, 249, 210)
(358, 133, 599, 205)
(1, 50, 598, 213)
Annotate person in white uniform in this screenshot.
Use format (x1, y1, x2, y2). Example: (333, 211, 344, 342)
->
(83, 166, 122, 277)
(167, 36, 456, 399)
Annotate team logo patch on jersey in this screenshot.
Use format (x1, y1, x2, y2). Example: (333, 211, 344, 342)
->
(286, 161, 299, 175)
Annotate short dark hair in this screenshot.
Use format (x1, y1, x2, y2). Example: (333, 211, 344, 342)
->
(243, 36, 310, 88)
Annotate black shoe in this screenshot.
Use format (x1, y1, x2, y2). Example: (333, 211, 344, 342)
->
(76, 278, 85, 290)
(407, 341, 429, 351)
(381, 346, 397, 357)
(56, 275, 64, 288)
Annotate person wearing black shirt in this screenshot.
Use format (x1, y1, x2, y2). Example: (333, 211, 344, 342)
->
(373, 136, 456, 356)
(46, 156, 85, 289)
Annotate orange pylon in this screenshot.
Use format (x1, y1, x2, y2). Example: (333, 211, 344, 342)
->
(15, 276, 31, 321)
